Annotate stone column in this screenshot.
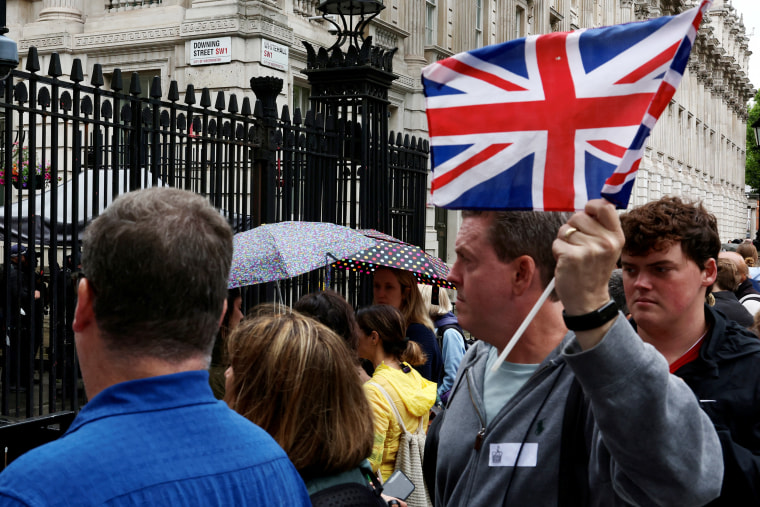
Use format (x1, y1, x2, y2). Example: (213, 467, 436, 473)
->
(404, 0, 427, 70)
(38, 0, 84, 23)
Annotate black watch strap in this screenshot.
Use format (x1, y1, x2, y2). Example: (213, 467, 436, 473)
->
(562, 300, 618, 331)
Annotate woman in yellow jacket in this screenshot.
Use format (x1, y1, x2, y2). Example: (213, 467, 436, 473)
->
(356, 304, 437, 483)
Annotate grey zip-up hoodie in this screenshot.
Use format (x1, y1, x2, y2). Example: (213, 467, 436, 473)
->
(429, 315, 723, 506)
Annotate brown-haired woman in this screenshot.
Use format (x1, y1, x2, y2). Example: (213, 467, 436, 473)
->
(712, 258, 754, 328)
(224, 306, 385, 504)
(372, 267, 443, 384)
(356, 304, 436, 488)
(737, 241, 758, 268)
(294, 289, 373, 381)
(209, 287, 244, 398)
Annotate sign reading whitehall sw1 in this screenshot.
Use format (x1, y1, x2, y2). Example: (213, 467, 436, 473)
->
(261, 39, 288, 71)
(189, 37, 232, 66)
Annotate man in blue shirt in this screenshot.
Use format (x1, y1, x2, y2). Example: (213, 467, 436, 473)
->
(0, 188, 311, 506)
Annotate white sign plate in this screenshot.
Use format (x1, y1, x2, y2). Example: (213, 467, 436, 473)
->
(261, 39, 289, 71)
(190, 37, 232, 66)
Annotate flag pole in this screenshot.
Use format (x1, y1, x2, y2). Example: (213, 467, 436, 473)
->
(490, 277, 556, 371)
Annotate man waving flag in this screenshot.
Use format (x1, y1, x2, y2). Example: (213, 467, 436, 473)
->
(422, 0, 712, 211)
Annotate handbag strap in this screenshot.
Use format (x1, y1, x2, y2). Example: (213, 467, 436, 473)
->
(368, 381, 424, 435)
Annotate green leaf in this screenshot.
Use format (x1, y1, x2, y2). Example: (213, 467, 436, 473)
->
(746, 90, 760, 192)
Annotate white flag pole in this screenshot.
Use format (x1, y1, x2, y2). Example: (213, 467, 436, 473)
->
(490, 277, 556, 372)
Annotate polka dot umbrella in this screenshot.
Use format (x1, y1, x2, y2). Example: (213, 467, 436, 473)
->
(228, 221, 377, 288)
(333, 229, 456, 289)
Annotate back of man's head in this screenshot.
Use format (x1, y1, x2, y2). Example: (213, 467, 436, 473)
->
(620, 196, 720, 270)
(719, 251, 748, 279)
(715, 258, 741, 292)
(462, 210, 570, 298)
(81, 187, 233, 362)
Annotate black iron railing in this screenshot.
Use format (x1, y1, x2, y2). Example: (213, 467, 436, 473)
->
(0, 45, 428, 421)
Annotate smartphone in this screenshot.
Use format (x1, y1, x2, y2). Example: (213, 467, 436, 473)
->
(382, 470, 415, 501)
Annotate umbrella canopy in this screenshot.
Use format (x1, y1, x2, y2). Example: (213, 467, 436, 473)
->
(229, 221, 377, 288)
(334, 229, 455, 289)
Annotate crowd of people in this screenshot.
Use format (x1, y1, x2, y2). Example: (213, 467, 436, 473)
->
(0, 187, 757, 506)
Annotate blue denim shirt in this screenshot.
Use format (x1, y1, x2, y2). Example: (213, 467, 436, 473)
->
(0, 370, 310, 506)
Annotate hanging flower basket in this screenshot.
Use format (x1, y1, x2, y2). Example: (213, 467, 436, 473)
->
(0, 145, 59, 190)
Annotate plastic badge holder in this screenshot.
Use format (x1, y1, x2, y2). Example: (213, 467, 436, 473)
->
(382, 470, 415, 501)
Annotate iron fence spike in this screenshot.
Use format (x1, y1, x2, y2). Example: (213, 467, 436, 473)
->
(26, 47, 40, 73)
(215, 90, 225, 111)
(168, 81, 179, 102)
(129, 72, 141, 96)
(111, 69, 123, 91)
(91, 64, 104, 87)
(185, 84, 195, 105)
(70, 59, 84, 83)
(48, 52, 63, 77)
(150, 76, 162, 99)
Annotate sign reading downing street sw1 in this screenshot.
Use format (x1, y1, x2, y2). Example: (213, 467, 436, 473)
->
(261, 39, 288, 71)
(190, 37, 232, 66)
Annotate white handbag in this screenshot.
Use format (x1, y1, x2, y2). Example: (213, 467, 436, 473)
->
(369, 382, 432, 507)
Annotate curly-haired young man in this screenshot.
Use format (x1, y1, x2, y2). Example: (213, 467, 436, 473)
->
(621, 196, 760, 506)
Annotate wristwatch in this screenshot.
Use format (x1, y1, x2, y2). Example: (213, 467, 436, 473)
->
(562, 300, 618, 331)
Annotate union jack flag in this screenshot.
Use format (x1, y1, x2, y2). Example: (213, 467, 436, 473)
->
(422, 0, 711, 211)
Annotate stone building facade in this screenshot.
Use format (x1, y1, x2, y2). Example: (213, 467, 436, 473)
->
(5, 0, 754, 256)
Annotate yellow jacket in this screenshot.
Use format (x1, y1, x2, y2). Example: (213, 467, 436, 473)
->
(364, 362, 437, 481)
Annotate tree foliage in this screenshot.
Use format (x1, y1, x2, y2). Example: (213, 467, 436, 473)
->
(746, 90, 760, 192)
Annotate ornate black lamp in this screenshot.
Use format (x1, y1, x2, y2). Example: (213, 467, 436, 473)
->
(317, 0, 385, 50)
(752, 117, 760, 149)
(0, 0, 18, 81)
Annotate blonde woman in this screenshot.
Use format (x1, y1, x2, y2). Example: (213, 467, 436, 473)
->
(418, 285, 467, 404)
(373, 267, 443, 383)
(356, 304, 436, 485)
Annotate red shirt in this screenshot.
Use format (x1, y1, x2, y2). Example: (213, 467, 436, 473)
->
(669, 336, 705, 374)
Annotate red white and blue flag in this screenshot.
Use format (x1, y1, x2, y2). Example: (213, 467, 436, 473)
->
(422, 0, 711, 211)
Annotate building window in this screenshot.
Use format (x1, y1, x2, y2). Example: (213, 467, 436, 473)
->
(105, 70, 161, 99)
(293, 84, 311, 115)
(475, 0, 483, 47)
(426, 0, 437, 46)
(515, 6, 525, 38)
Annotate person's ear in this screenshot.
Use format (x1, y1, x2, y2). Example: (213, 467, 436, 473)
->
(702, 258, 718, 287)
(72, 278, 96, 333)
(511, 255, 537, 296)
(370, 330, 380, 343)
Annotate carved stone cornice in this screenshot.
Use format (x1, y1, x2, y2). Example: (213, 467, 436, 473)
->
(76, 27, 180, 49)
(18, 34, 73, 53)
(634, 0, 661, 20)
(634, 3, 649, 20)
(245, 16, 294, 45)
(181, 18, 240, 37)
(178, 16, 294, 46)
(688, 60, 701, 80)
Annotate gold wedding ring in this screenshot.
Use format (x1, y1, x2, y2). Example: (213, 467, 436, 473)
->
(564, 227, 578, 240)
